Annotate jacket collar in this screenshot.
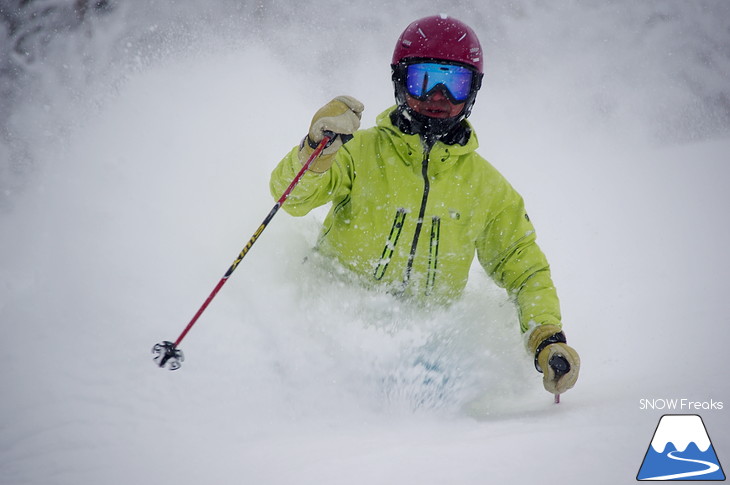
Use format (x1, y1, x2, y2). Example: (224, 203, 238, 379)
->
(375, 106, 479, 171)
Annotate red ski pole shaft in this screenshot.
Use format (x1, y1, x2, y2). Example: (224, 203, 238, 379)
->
(172, 135, 332, 348)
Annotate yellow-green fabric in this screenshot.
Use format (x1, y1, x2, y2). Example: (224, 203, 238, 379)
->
(271, 107, 561, 332)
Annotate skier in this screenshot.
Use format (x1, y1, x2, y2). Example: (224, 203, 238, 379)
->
(270, 15, 580, 397)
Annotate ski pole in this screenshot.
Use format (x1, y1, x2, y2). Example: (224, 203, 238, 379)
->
(152, 133, 333, 370)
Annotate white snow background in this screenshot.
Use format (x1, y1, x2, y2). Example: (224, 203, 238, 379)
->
(1, 1, 729, 484)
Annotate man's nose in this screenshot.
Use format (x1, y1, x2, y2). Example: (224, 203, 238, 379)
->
(428, 89, 448, 101)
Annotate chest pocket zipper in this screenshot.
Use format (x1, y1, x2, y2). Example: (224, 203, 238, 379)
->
(374, 208, 407, 280)
(426, 216, 441, 294)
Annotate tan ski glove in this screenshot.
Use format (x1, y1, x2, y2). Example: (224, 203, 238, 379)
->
(527, 324, 580, 395)
(299, 95, 364, 173)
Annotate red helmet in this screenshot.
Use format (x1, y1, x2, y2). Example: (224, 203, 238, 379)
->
(390, 15, 484, 140)
(392, 15, 483, 73)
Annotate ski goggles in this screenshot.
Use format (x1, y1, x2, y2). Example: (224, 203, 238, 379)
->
(404, 62, 475, 103)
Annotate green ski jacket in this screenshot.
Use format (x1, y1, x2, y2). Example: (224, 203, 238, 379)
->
(270, 107, 561, 333)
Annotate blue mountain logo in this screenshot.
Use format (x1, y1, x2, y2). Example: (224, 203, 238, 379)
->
(637, 414, 725, 481)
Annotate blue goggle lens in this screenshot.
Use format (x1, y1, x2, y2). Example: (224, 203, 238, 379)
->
(405, 63, 474, 103)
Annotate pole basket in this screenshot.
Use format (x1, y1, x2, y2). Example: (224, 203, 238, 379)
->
(152, 341, 184, 371)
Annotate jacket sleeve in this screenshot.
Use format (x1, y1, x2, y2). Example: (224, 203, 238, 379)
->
(475, 193, 562, 334)
(269, 142, 354, 217)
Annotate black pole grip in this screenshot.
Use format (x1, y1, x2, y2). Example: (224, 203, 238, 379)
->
(549, 354, 570, 378)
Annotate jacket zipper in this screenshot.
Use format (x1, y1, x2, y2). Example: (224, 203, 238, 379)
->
(374, 208, 407, 280)
(400, 144, 433, 291)
(426, 216, 441, 294)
